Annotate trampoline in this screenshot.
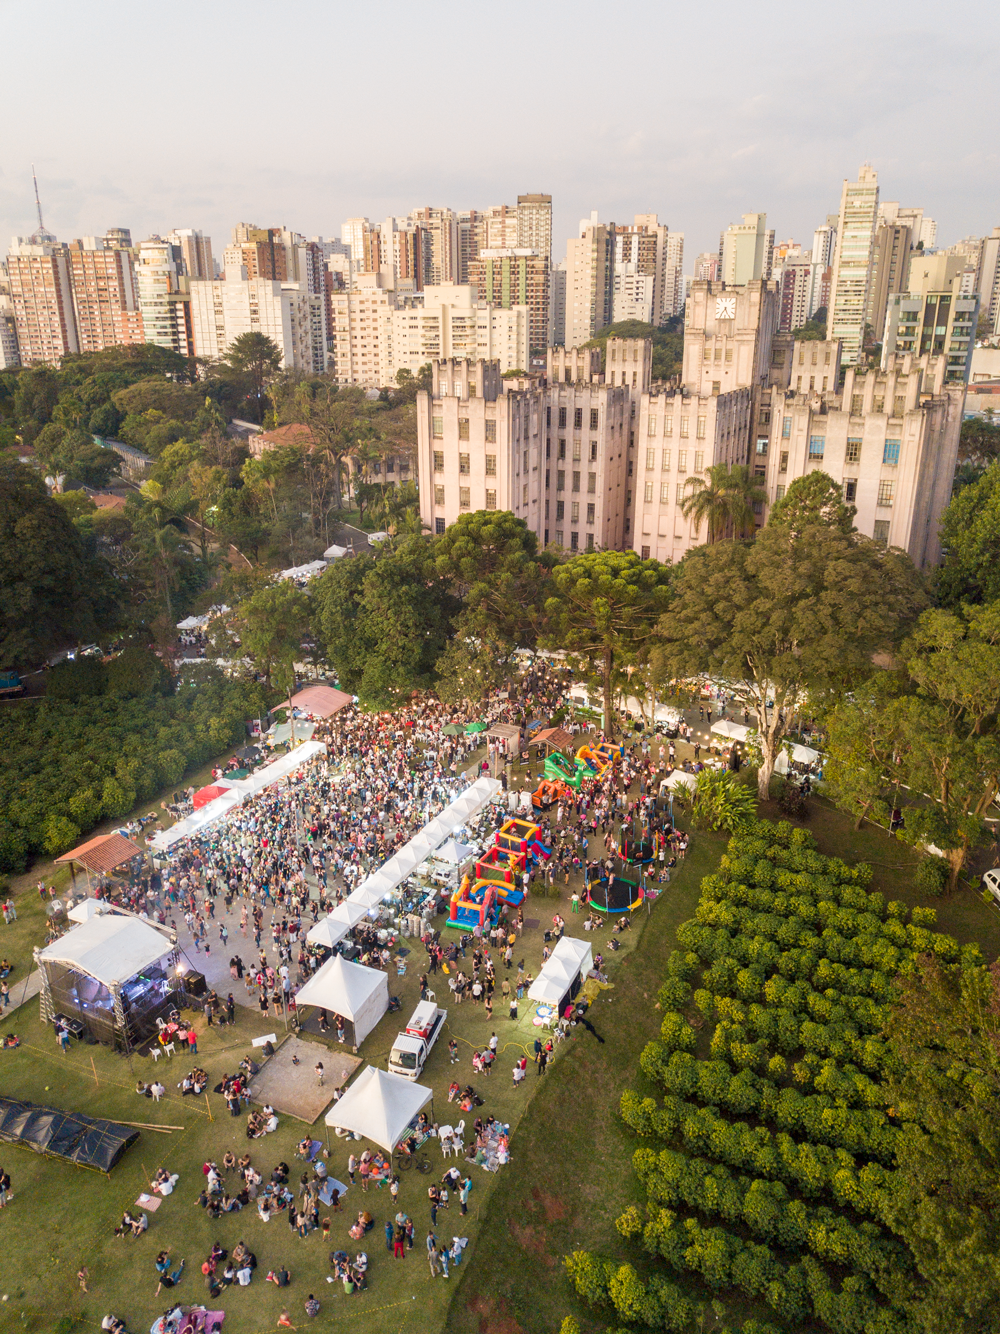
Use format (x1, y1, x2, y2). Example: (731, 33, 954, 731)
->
(586, 872, 643, 914)
(618, 832, 655, 865)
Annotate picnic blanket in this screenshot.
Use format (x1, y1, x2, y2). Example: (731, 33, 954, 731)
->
(318, 1177, 349, 1207)
(151, 1309, 225, 1334)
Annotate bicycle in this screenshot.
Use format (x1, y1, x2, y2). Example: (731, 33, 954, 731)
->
(396, 1149, 432, 1174)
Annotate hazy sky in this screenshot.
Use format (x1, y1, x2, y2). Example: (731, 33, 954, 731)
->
(3, 0, 998, 266)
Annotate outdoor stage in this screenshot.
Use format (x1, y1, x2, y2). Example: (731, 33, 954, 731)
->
(248, 1036, 362, 1123)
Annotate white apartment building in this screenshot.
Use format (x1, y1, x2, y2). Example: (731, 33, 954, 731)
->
(189, 275, 322, 371)
(135, 238, 191, 357)
(827, 165, 880, 363)
(720, 214, 772, 286)
(416, 346, 640, 551)
(328, 278, 529, 387)
(0, 286, 20, 368)
(165, 228, 214, 279)
(565, 214, 614, 348)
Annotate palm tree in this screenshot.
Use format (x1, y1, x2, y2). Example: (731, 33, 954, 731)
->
(681, 463, 767, 542)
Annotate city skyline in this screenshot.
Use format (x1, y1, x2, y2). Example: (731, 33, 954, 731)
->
(2, 0, 998, 263)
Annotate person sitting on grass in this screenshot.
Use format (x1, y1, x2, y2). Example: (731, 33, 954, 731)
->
(267, 1265, 292, 1287)
(154, 1257, 185, 1295)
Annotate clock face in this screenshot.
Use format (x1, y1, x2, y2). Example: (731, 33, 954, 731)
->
(715, 296, 736, 320)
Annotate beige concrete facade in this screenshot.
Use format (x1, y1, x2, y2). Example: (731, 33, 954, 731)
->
(67, 242, 144, 354)
(470, 249, 549, 352)
(828, 165, 880, 364)
(189, 275, 318, 371)
(565, 217, 614, 349)
(6, 238, 79, 365)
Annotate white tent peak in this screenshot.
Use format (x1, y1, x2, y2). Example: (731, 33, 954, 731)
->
(325, 1066, 433, 1155)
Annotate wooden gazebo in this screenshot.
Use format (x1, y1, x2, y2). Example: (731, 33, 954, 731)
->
(530, 726, 574, 755)
(55, 833, 145, 889)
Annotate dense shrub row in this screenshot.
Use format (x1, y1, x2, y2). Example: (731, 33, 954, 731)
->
(0, 661, 266, 870)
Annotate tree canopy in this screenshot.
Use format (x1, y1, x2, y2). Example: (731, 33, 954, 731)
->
(681, 463, 766, 543)
(936, 463, 1000, 606)
(653, 517, 927, 796)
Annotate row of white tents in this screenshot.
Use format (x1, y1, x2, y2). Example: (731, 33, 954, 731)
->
(148, 740, 328, 852)
(709, 719, 821, 773)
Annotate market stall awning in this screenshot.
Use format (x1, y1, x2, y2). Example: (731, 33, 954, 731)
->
(528, 936, 593, 1004)
(55, 833, 144, 875)
(325, 1066, 433, 1155)
(487, 723, 521, 742)
(268, 720, 317, 745)
(192, 783, 232, 810)
(288, 685, 354, 718)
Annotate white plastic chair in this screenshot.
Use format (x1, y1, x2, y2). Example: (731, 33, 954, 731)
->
(455, 1120, 465, 1137)
(164, 1042, 176, 1057)
(150, 1047, 161, 1062)
(441, 1138, 453, 1159)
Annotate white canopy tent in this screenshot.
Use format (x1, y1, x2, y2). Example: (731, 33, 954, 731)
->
(229, 740, 327, 796)
(267, 720, 317, 746)
(294, 954, 388, 1046)
(528, 934, 594, 1006)
(323, 544, 349, 559)
(278, 560, 328, 582)
(710, 719, 750, 741)
(775, 742, 822, 775)
(176, 615, 208, 630)
(325, 1066, 433, 1155)
(428, 837, 476, 864)
(663, 769, 697, 792)
(67, 897, 110, 923)
(305, 916, 350, 949)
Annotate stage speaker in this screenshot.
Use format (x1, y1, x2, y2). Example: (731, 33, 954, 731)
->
(184, 970, 207, 997)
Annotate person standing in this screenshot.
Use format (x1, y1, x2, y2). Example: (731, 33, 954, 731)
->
(315, 1062, 324, 1087)
(384, 1220, 393, 1252)
(426, 1232, 439, 1277)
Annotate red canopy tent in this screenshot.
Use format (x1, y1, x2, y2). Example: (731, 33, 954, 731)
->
(192, 784, 231, 810)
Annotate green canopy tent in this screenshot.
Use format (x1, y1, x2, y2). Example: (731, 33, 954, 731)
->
(465, 722, 487, 735)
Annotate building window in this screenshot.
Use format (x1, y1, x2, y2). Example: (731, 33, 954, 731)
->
(782, 416, 791, 438)
(779, 451, 788, 474)
(883, 439, 900, 466)
(459, 453, 470, 474)
(558, 407, 567, 428)
(434, 485, 445, 506)
(522, 484, 528, 505)
(586, 532, 594, 550)
(558, 439, 566, 460)
(433, 451, 444, 472)
(554, 530, 563, 547)
(845, 438, 862, 463)
(676, 483, 685, 504)
(545, 500, 549, 519)
(662, 449, 671, 471)
(641, 544, 650, 559)
(877, 480, 895, 508)
(485, 419, 496, 442)
(556, 500, 565, 520)
(570, 531, 579, 550)
(694, 452, 704, 472)
(873, 519, 890, 544)
(590, 408, 599, 430)
(808, 436, 825, 459)
(725, 347, 733, 363)
(570, 501, 580, 523)
(546, 406, 551, 426)
(646, 448, 655, 470)
(712, 381, 721, 394)
(459, 487, 471, 508)
(680, 417, 689, 438)
(432, 416, 443, 438)
(572, 471, 580, 492)
(644, 481, 653, 503)
(485, 453, 497, 475)
(677, 450, 687, 472)
(557, 470, 565, 491)
(696, 415, 706, 439)
(590, 441, 598, 461)
(843, 478, 857, 502)
(586, 503, 595, 524)
(756, 438, 768, 456)
(660, 481, 670, 503)
(775, 485, 785, 501)
(458, 418, 470, 440)
(572, 439, 581, 461)
(664, 417, 673, 436)
(574, 407, 583, 429)
(587, 472, 596, 494)
(486, 489, 497, 510)
(892, 396, 906, 416)
(648, 417, 657, 436)
(435, 517, 446, 535)
(851, 394, 863, 414)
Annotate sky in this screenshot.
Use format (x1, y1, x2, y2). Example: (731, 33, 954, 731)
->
(2, 0, 998, 268)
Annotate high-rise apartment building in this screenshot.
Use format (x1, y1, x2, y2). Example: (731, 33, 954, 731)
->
(827, 165, 880, 363)
(663, 232, 685, 319)
(6, 235, 79, 365)
(0, 271, 20, 369)
(867, 220, 913, 343)
(189, 274, 322, 372)
(165, 229, 214, 280)
(410, 207, 458, 287)
(516, 195, 552, 267)
(135, 238, 191, 356)
(882, 253, 978, 383)
(224, 225, 288, 281)
(612, 215, 671, 326)
(565, 214, 614, 348)
(470, 249, 550, 352)
(694, 252, 720, 282)
(478, 205, 519, 252)
(975, 227, 1000, 335)
(719, 213, 770, 286)
(66, 239, 145, 353)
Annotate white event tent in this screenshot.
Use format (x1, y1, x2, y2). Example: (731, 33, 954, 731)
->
(527, 934, 593, 1008)
(325, 1066, 433, 1156)
(294, 954, 388, 1046)
(775, 742, 822, 775)
(68, 897, 110, 923)
(710, 719, 750, 742)
(663, 769, 697, 792)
